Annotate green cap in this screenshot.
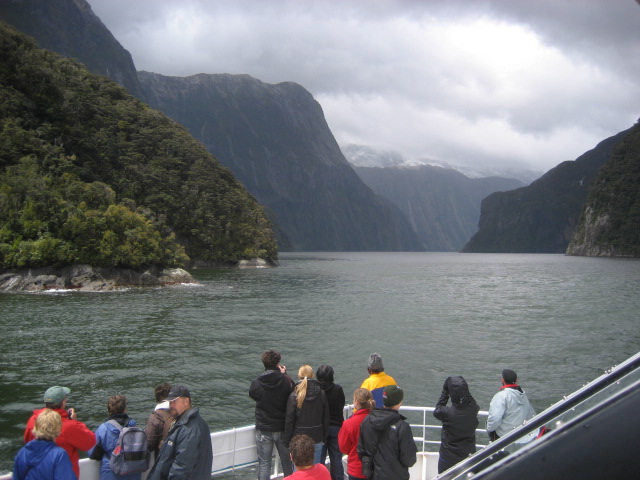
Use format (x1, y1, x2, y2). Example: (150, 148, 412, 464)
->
(43, 386, 70, 404)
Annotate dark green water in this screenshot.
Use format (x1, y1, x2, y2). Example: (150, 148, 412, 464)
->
(1, 252, 639, 474)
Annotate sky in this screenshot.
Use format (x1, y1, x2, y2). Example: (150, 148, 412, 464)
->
(88, 0, 640, 177)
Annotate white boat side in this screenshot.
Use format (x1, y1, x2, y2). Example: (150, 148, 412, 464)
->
(0, 406, 490, 480)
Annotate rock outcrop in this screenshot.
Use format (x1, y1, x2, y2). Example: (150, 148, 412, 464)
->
(0, 265, 194, 292)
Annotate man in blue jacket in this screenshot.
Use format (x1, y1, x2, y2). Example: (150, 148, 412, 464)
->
(147, 385, 212, 480)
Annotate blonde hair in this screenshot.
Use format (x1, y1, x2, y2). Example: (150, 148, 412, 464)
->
(353, 388, 375, 411)
(32, 409, 62, 441)
(295, 365, 314, 409)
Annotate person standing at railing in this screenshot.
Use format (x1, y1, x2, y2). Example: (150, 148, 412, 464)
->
(284, 365, 330, 465)
(357, 385, 416, 480)
(13, 409, 75, 480)
(338, 388, 375, 480)
(316, 365, 345, 480)
(249, 350, 295, 479)
(146, 385, 212, 480)
(486, 369, 536, 441)
(23, 385, 96, 479)
(433, 376, 479, 473)
(360, 353, 397, 408)
(145, 383, 176, 460)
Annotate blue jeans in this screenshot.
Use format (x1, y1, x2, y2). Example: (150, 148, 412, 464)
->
(255, 430, 293, 480)
(320, 425, 345, 480)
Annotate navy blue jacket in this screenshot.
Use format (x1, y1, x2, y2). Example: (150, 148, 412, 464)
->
(147, 407, 212, 480)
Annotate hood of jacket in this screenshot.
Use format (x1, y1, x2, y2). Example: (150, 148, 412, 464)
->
(296, 378, 322, 402)
(23, 439, 56, 467)
(367, 407, 405, 432)
(447, 376, 477, 407)
(258, 368, 291, 391)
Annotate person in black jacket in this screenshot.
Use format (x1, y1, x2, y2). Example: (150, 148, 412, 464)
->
(249, 350, 295, 479)
(317, 364, 345, 480)
(433, 376, 479, 473)
(147, 385, 212, 480)
(357, 385, 417, 480)
(284, 365, 330, 464)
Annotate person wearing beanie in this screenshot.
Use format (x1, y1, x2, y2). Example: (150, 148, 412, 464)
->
(486, 369, 536, 441)
(433, 376, 479, 473)
(357, 385, 417, 480)
(23, 385, 96, 478)
(360, 353, 397, 408)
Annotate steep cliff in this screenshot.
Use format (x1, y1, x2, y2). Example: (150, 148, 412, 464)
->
(138, 72, 424, 251)
(0, 0, 146, 100)
(462, 128, 632, 253)
(354, 165, 523, 251)
(567, 122, 640, 256)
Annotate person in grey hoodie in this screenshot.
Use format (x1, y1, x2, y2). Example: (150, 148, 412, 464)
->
(486, 369, 536, 441)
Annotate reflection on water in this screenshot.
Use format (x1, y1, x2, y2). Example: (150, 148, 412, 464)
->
(1, 252, 639, 473)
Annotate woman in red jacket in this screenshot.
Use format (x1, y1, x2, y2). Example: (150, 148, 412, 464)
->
(337, 388, 375, 480)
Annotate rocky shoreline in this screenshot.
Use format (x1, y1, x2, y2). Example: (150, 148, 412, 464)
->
(0, 265, 195, 292)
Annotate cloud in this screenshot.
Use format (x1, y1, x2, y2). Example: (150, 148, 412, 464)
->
(89, 0, 640, 175)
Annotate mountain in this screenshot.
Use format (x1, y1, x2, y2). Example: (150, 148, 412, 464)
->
(354, 165, 523, 251)
(137, 72, 424, 251)
(567, 121, 640, 256)
(2, 0, 423, 252)
(0, 0, 146, 100)
(0, 22, 277, 269)
(342, 143, 543, 184)
(462, 127, 633, 253)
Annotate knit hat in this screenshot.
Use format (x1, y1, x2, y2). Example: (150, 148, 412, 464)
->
(43, 386, 70, 404)
(368, 353, 384, 370)
(502, 369, 517, 384)
(382, 385, 403, 407)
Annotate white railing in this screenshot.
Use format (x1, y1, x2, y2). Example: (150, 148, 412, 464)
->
(0, 406, 489, 480)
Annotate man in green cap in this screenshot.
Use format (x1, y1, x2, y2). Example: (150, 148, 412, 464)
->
(24, 385, 96, 478)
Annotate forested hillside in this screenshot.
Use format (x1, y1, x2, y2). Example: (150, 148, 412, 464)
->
(567, 121, 640, 256)
(0, 22, 277, 269)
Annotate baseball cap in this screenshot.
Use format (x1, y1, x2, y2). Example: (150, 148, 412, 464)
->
(166, 385, 191, 401)
(43, 386, 70, 404)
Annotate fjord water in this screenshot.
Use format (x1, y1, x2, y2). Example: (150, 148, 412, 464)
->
(1, 252, 639, 474)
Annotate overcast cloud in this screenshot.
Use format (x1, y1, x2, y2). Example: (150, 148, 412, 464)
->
(88, 0, 640, 175)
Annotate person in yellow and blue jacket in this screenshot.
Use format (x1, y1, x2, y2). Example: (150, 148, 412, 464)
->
(360, 353, 397, 408)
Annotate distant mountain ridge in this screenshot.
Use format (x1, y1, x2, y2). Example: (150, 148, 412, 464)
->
(462, 127, 633, 253)
(354, 165, 523, 251)
(137, 71, 424, 251)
